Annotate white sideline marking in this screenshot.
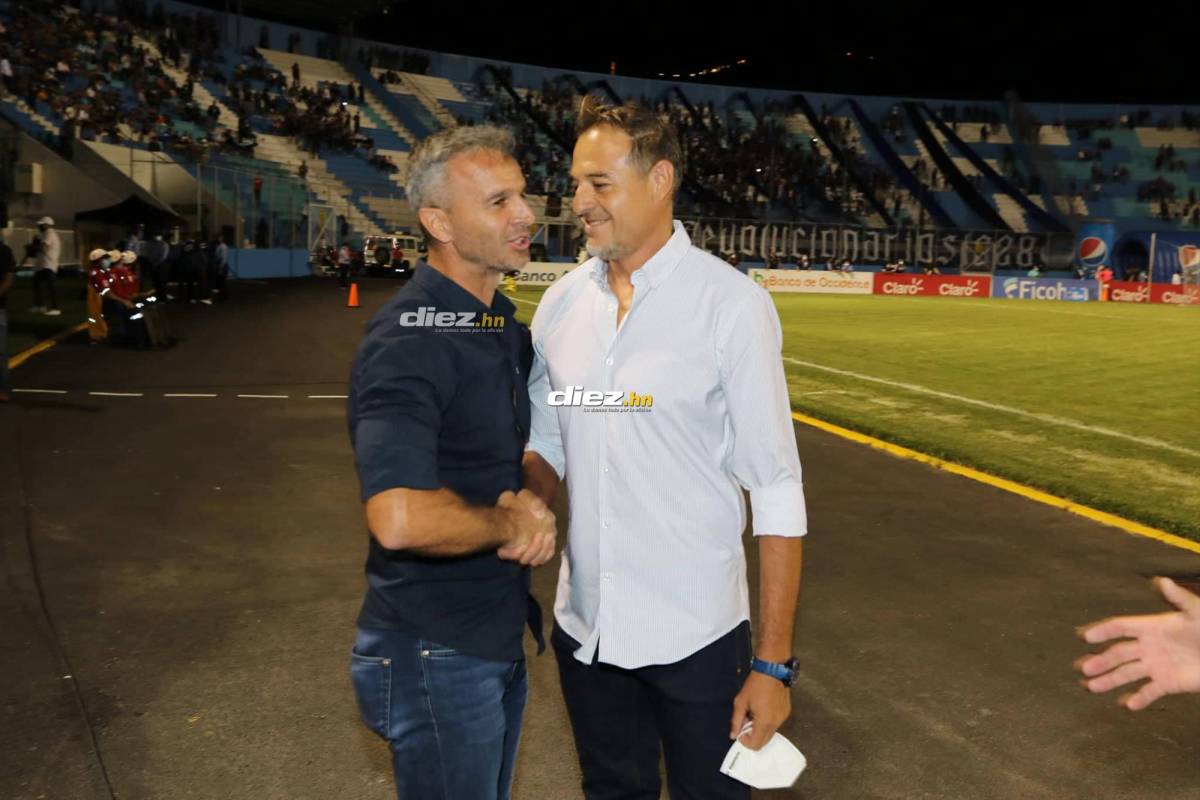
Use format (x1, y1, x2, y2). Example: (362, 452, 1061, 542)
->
(781, 356, 1200, 459)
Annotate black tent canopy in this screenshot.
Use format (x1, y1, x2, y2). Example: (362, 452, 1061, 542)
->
(75, 195, 182, 230)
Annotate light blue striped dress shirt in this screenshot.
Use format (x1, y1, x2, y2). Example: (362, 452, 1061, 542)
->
(528, 221, 807, 669)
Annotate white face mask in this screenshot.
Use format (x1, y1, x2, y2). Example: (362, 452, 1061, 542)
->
(719, 725, 807, 790)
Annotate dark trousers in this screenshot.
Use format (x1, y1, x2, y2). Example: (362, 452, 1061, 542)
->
(211, 265, 228, 300)
(180, 268, 207, 303)
(552, 620, 752, 800)
(33, 268, 57, 309)
(101, 297, 149, 347)
(0, 309, 8, 392)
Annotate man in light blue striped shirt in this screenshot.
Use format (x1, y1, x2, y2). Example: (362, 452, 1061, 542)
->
(522, 97, 807, 799)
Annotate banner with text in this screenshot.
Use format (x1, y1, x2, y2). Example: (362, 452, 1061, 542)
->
(749, 269, 874, 294)
(872, 273, 993, 299)
(680, 218, 1067, 271)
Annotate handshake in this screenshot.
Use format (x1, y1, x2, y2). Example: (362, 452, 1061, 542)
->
(495, 489, 557, 567)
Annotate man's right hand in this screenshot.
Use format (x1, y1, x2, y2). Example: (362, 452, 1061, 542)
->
(496, 489, 557, 567)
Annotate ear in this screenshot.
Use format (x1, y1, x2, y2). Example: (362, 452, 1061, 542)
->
(418, 207, 452, 245)
(649, 159, 675, 204)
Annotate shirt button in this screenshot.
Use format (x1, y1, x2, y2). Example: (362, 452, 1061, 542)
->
(602, 522, 609, 529)
(603, 466, 609, 473)
(605, 358, 613, 366)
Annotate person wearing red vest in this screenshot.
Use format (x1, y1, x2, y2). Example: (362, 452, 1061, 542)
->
(1096, 265, 1114, 302)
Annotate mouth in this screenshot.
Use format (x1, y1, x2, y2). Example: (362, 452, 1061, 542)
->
(582, 218, 609, 234)
(509, 235, 530, 250)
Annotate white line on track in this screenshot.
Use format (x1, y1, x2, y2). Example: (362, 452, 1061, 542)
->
(88, 391, 144, 397)
(236, 394, 289, 399)
(13, 388, 68, 394)
(164, 393, 218, 398)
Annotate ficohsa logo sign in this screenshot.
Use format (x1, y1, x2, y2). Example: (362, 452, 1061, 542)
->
(1001, 278, 1091, 301)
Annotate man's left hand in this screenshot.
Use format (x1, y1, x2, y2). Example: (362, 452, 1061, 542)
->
(729, 670, 791, 751)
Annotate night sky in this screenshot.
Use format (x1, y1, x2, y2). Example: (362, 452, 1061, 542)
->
(198, 1, 1196, 106)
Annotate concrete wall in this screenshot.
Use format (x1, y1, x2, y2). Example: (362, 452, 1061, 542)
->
(229, 248, 311, 279)
(2, 122, 122, 229)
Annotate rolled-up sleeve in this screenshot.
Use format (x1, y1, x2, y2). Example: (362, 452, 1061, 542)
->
(350, 328, 452, 503)
(718, 288, 807, 537)
(526, 305, 566, 479)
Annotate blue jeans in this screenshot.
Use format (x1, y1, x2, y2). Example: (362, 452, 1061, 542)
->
(350, 627, 528, 800)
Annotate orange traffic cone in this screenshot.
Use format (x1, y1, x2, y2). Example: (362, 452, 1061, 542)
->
(347, 282, 360, 308)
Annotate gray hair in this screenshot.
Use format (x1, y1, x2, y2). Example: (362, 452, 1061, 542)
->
(405, 125, 517, 217)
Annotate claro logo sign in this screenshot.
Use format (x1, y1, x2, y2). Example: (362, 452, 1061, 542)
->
(872, 274, 991, 298)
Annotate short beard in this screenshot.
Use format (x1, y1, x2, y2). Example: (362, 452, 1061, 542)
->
(586, 241, 626, 261)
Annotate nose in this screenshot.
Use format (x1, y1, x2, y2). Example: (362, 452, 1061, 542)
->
(572, 183, 593, 218)
(512, 194, 535, 227)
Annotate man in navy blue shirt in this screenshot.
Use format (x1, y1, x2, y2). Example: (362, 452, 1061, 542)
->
(346, 125, 554, 800)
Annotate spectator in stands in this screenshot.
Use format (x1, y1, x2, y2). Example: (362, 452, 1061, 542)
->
(298, 160, 308, 182)
(1077, 577, 1200, 710)
(922, 262, 942, 276)
(0, 53, 12, 96)
(1027, 264, 1042, 277)
(291, 61, 300, 85)
(0, 230, 13, 402)
(24, 216, 61, 316)
(839, 258, 853, 273)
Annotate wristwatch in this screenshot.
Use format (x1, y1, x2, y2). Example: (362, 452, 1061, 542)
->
(751, 656, 800, 687)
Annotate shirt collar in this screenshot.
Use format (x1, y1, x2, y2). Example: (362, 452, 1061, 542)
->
(412, 261, 516, 316)
(589, 220, 690, 290)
